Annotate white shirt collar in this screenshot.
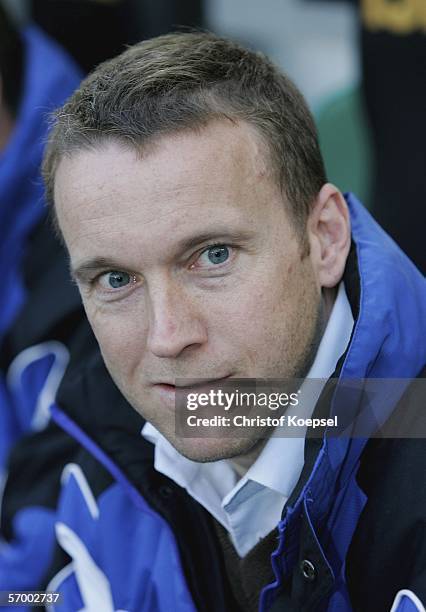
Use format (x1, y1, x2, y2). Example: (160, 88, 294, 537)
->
(142, 282, 354, 556)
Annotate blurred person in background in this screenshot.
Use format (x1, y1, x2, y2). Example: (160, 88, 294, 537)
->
(308, 0, 426, 271)
(0, 2, 95, 594)
(359, 0, 426, 273)
(0, 2, 82, 461)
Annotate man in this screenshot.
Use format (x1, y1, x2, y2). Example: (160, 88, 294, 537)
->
(42, 33, 425, 611)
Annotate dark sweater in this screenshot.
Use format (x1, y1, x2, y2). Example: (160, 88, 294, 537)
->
(213, 519, 278, 612)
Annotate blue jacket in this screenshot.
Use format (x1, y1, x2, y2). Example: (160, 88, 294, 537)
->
(2, 195, 425, 611)
(0, 26, 82, 603)
(40, 195, 426, 611)
(0, 26, 82, 465)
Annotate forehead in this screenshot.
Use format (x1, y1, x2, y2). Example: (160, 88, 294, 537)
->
(53, 120, 287, 262)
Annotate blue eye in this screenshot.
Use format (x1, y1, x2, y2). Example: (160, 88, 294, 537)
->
(205, 245, 229, 265)
(105, 271, 131, 289)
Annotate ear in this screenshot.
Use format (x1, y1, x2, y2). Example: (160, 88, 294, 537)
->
(306, 183, 351, 288)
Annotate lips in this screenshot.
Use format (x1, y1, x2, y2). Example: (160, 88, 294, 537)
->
(154, 375, 232, 390)
(155, 383, 177, 393)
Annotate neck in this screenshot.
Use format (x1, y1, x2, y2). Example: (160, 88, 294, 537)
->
(230, 438, 269, 477)
(322, 285, 338, 323)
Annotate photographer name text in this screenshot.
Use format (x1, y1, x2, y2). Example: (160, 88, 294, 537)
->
(185, 414, 338, 429)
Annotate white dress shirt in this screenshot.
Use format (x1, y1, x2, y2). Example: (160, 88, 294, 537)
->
(142, 282, 354, 556)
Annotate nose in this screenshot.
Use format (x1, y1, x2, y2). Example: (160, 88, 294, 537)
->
(146, 280, 207, 358)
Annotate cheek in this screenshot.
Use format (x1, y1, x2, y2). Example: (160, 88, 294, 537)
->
(209, 272, 288, 355)
(220, 259, 318, 356)
(84, 302, 147, 379)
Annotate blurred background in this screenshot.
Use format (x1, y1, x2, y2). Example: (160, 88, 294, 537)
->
(1, 0, 425, 271)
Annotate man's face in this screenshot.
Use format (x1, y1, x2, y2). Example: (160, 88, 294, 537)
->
(55, 121, 324, 461)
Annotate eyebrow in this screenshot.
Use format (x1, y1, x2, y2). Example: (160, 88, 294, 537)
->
(71, 229, 256, 282)
(174, 229, 255, 255)
(71, 257, 126, 282)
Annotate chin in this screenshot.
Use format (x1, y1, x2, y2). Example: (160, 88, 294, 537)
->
(171, 435, 260, 463)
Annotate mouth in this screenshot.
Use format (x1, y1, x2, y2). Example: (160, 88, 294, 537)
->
(153, 375, 232, 394)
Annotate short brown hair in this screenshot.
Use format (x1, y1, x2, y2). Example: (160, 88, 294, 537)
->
(43, 31, 327, 231)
